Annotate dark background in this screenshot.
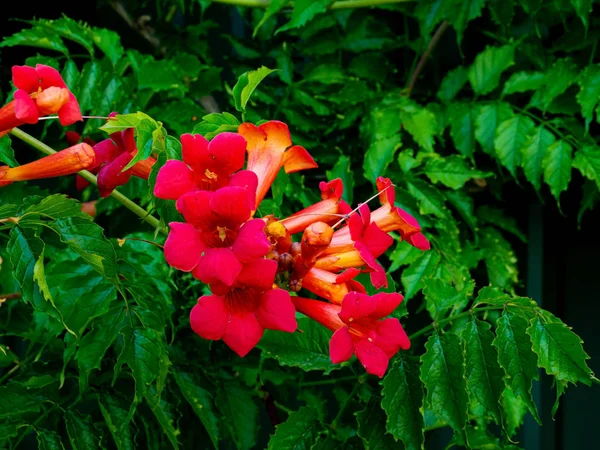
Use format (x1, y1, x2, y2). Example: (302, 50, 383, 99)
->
(1, 2, 599, 449)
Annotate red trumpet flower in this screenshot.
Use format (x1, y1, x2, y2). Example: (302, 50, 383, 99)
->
(0, 64, 81, 137)
(293, 292, 409, 377)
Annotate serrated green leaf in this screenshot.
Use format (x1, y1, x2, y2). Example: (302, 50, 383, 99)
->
(447, 0, 486, 45)
(139, 59, 183, 92)
(521, 125, 555, 192)
(406, 179, 447, 217)
(399, 99, 437, 151)
(463, 317, 505, 425)
(172, 370, 219, 449)
(571, 0, 593, 28)
(468, 44, 515, 95)
(388, 240, 422, 273)
(326, 155, 354, 204)
(576, 65, 600, 130)
(0, 27, 69, 53)
(437, 66, 468, 104)
(543, 140, 572, 204)
(494, 114, 535, 177)
(267, 406, 320, 450)
(364, 136, 402, 181)
(420, 332, 468, 444)
(37, 430, 66, 450)
(578, 179, 599, 226)
(65, 410, 101, 450)
(277, 0, 334, 34)
(356, 398, 397, 450)
(479, 227, 518, 290)
(502, 71, 546, 95)
(448, 102, 476, 158)
(34, 17, 95, 56)
(474, 102, 513, 155)
(423, 278, 468, 320)
(401, 251, 441, 300)
(146, 386, 180, 450)
(18, 194, 87, 222)
(0, 136, 18, 167)
(254, 0, 288, 36)
(529, 58, 578, 112)
(192, 112, 240, 139)
(424, 155, 491, 189)
(99, 113, 143, 134)
(527, 314, 593, 386)
(89, 27, 124, 65)
(216, 381, 258, 450)
(77, 61, 102, 113)
(77, 306, 125, 392)
(380, 355, 424, 450)
(83, 76, 125, 135)
(501, 388, 527, 437)
(477, 205, 527, 242)
(259, 316, 339, 373)
(573, 144, 600, 191)
(232, 66, 278, 112)
(444, 189, 477, 230)
(0, 382, 45, 418)
(98, 394, 135, 450)
(492, 309, 541, 424)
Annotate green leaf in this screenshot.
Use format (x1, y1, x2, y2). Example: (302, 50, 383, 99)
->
(267, 406, 320, 449)
(424, 155, 491, 189)
(399, 99, 437, 152)
(573, 144, 600, 191)
(99, 113, 143, 134)
(77, 306, 125, 392)
(502, 71, 546, 95)
(578, 179, 599, 226)
(492, 309, 541, 423)
(139, 60, 183, 92)
(98, 395, 135, 450)
(172, 370, 219, 449)
(447, 0, 486, 45)
(388, 239, 423, 273)
(543, 140, 572, 204)
(113, 326, 167, 402)
(474, 102, 513, 156)
(401, 251, 441, 300)
(232, 66, 278, 112)
(0, 382, 45, 418)
(0, 27, 69, 54)
(0, 136, 18, 167)
(448, 103, 476, 158)
(77, 61, 102, 113)
(527, 314, 593, 386)
(445, 189, 477, 230)
(577, 64, 600, 129)
(571, 0, 593, 28)
(501, 388, 527, 437)
(477, 205, 527, 242)
(380, 355, 424, 450)
(364, 136, 402, 181)
(146, 386, 181, 450)
(479, 227, 518, 290)
(277, 0, 334, 34)
(254, 0, 288, 36)
(522, 126, 556, 192)
(420, 332, 468, 444)
(437, 66, 468, 104)
(65, 410, 101, 450)
(423, 278, 468, 320)
(192, 112, 240, 140)
(37, 430, 66, 450)
(462, 316, 505, 425)
(83, 76, 125, 135)
(406, 179, 447, 218)
(49, 217, 118, 281)
(494, 114, 535, 177)
(529, 58, 578, 112)
(326, 155, 354, 204)
(89, 27, 124, 65)
(19, 194, 87, 222)
(216, 381, 259, 450)
(356, 398, 397, 450)
(259, 316, 339, 373)
(34, 17, 95, 56)
(468, 44, 515, 96)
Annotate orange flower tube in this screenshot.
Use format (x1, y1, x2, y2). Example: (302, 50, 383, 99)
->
(0, 143, 95, 187)
(302, 268, 351, 304)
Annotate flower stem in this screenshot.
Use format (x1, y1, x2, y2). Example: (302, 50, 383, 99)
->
(9, 128, 166, 235)
(210, 0, 413, 9)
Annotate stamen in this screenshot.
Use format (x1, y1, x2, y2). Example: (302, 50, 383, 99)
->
(331, 183, 395, 229)
(37, 115, 112, 121)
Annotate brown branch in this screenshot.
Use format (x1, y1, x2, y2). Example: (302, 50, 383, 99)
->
(404, 21, 449, 98)
(0, 292, 21, 306)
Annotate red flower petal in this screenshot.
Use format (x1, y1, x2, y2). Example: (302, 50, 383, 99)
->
(13, 90, 39, 124)
(209, 186, 252, 227)
(12, 66, 39, 92)
(209, 132, 247, 175)
(228, 170, 258, 211)
(354, 339, 390, 378)
(190, 295, 229, 340)
(338, 292, 376, 324)
(354, 241, 388, 289)
(335, 268, 361, 283)
(232, 219, 270, 263)
(193, 248, 242, 287)
(329, 326, 354, 364)
(361, 222, 394, 258)
(370, 292, 404, 319)
(154, 160, 197, 200)
(181, 133, 210, 168)
(236, 258, 278, 290)
(348, 212, 364, 242)
(405, 232, 431, 250)
(92, 139, 122, 168)
(96, 152, 133, 198)
(283, 145, 317, 173)
(376, 177, 395, 206)
(164, 222, 205, 272)
(375, 318, 410, 355)
(176, 190, 216, 230)
(256, 289, 297, 332)
(222, 313, 264, 357)
(36, 64, 67, 89)
(58, 92, 82, 125)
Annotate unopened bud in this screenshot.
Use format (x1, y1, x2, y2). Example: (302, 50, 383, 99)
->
(266, 221, 287, 240)
(289, 242, 301, 257)
(289, 278, 302, 292)
(278, 253, 293, 272)
(301, 221, 333, 262)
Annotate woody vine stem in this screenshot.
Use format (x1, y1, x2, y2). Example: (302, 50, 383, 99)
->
(9, 127, 166, 235)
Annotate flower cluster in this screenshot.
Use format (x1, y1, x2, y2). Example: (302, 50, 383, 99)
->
(154, 121, 429, 376)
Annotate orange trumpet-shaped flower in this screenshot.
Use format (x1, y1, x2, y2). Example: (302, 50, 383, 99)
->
(238, 120, 317, 208)
(302, 267, 364, 304)
(0, 143, 95, 187)
(0, 64, 82, 137)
